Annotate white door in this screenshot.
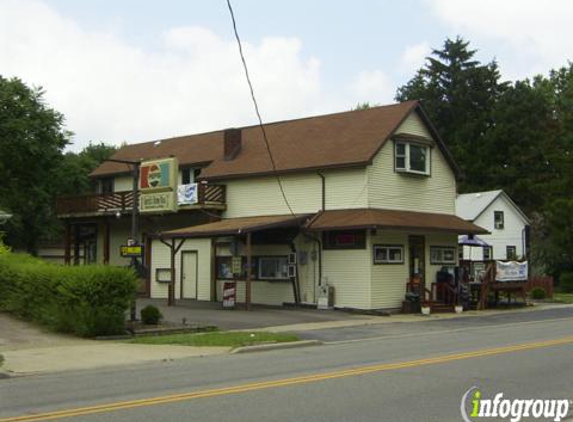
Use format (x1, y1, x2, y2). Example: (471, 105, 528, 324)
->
(181, 252, 198, 299)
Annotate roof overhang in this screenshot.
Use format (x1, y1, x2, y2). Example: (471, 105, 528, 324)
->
(159, 214, 312, 239)
(306, 208, 489, 235)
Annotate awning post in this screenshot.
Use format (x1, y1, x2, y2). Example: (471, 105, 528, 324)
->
(246, 232, 252, 310)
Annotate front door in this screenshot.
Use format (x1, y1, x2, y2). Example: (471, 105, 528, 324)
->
(181, 251, 198, 299)
(409, 235, 426, 292)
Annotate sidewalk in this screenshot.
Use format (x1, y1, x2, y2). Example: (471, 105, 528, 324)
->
(0, 313, 228, 377)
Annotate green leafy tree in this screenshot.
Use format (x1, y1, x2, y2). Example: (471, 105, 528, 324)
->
(0, 76, 70, 253)
(396, 37, 508, 191)
(56, 142, 117, 196)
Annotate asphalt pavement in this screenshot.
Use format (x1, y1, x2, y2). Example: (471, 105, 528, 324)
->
(1, 306, 572, 422)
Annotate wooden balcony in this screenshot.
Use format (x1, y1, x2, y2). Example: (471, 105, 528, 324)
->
(56, 184, 226, 217)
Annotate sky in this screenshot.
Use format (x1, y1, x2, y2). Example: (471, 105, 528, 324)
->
(1, 0, 572, 151)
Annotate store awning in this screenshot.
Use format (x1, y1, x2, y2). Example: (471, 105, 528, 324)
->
(160, 214, 312, 239)
(306, 208, 488, 235)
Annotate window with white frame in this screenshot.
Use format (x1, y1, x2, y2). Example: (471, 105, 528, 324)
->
(506, 246, 517, 260)
(494, 211, 505, 229)
(258, 256, 289, 280)
(395, 141, 430, 175)
(373, 245, 404, 264)
(430, 246, 457, 264)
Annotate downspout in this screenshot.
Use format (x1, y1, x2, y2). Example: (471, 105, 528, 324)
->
(317, 172, 326, 211)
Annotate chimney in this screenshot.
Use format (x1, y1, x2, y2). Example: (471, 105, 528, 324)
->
(224, 128, 242, 161)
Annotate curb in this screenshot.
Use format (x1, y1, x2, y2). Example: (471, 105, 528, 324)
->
(231, 340, 322, 354)
(0, 369, 11, 379)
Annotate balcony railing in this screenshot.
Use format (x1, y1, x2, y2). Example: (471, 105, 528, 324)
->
(56, 184, 226, 216)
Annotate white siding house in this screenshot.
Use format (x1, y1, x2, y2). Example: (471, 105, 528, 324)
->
(456, 190, 530, 261)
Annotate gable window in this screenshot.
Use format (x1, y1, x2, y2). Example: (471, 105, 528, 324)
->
(506, 246, 517, 260)
(323, 230, 366, 250)
(430, 246, 457, 265)
(373, 245, 404, 264)
(395, 141, 430, 175)
(494, 211, 505, 229)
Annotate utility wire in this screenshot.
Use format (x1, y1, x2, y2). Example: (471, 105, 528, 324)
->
(225, 0, 296, 217)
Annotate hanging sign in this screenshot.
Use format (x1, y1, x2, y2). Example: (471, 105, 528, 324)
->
(139, 157, 178, 214)
(231, 256, 242, 276)
(496, 260, 528, 282)
(120, 244, 144, 258)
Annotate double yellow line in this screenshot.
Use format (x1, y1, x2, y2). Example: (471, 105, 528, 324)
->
(3, 336, 573, 422)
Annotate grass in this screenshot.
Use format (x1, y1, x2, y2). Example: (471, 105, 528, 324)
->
(552, 292, 573, 304)
(129, 331, 299, 348)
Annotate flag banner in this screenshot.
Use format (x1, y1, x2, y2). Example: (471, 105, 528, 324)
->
(177, 183, 198, 205)
(496, 260, 528, 282)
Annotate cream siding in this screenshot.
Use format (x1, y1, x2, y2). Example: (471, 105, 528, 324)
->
(150, 238, 212, 301)
(370, 231, 410, 309)
(322, 233, 372, 309)
(394, 111, 432, 138)
(367, 111, 456, 214)
(113, 176, 133, 192)
(223, 169, 368, 218)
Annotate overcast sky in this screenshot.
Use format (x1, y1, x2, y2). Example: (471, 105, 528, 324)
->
(1, 0, 571, 150)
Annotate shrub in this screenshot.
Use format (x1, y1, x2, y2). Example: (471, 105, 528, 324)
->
(0, 254, 137, 337)
(140, 305, 163, 325)
(559, 272, 573, 293)
(0, 234, 10, 255)
(530, 287, 546, 300)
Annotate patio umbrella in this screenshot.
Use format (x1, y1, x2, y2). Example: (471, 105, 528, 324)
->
(458, 235, 490, 247)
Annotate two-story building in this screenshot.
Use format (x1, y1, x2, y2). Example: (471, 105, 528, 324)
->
(456, 190, 530, 262)
(57, 100, 486, 310)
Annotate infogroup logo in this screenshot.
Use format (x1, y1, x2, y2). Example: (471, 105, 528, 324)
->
(461, 387, 571, 422)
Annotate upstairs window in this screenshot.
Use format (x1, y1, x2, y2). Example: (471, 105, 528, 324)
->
(395, 141, 430, 175)
(494, 211, 505, 229)
(506, 246, 517, 260)
(99, 177, 114, 194)
(181, 168, 192, 185)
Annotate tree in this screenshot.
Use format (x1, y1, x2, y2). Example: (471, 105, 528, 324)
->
(396, 37, 507, 191)
(56, 142, 117, 196)
(0, 76, 70, 252)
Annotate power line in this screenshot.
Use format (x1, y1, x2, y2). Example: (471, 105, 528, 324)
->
(225, 0, 296, 217)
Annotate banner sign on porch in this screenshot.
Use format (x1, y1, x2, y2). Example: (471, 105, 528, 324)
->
(177, 183, 198, 205)
(231, 256, 242, 276)
(139, 157, 178, 214)
(120, 244, 143, 258)
(496, 260, 528, 282)
(222, 281, 237, 308)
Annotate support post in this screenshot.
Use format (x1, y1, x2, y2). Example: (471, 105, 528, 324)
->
(103, 220, 110, 265)
(169, 238, 176, 306)
(73, 224, 81, 266)
(64, 223, 72, 265)
(246, 232, 252, 310)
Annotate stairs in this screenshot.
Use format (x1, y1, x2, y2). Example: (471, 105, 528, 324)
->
(427, 301, 455, 313)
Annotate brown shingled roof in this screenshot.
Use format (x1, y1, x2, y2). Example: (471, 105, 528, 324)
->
(91, 100, 458, 180)
(160, 214, 311, 238)
(306, 208, 488, 235)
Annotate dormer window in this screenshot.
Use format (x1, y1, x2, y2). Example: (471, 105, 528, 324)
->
(395, 141, 430, 175)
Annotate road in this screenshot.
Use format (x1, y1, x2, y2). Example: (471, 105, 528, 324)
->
(1, 308, 573, 422)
